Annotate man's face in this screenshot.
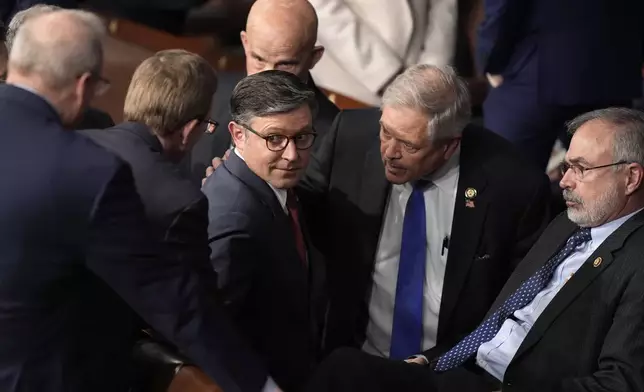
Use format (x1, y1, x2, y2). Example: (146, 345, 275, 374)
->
(232, 105, 314, 189)
(560, 120, 629, 227)
(241, 27, 315, 80)
(379, 105, 460, 184)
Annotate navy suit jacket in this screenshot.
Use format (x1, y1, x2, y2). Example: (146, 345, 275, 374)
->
(0, 85, 267, 392)
(478, 0, 644, 105)
(202, 152, 326, 391)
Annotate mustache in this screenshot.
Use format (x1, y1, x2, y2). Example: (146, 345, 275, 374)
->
(562, 189, 583, 204)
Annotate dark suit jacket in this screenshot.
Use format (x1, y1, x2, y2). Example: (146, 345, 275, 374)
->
(76, 107, 115, 130)
(202, 152, 326, 391)
(478, 0, 644, 105)
(471, 211, 644, 392)
(300, 108, 552, 361)
(0, 84, 268, 392)
(186, 71, 339, 184)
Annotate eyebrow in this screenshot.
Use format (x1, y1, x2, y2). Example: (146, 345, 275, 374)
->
(263, 126, 315, 135)
(251, 51, 299, 65)
(379, 121, 422, 147)
(567, 157, 591, 166)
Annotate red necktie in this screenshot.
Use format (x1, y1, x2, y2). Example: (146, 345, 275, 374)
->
(286, 190, 307, 264)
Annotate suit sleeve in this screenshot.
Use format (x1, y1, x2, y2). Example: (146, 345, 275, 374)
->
(85, 164, 268, 392)
(308, 0, 403, 94)
(555, 271, 644, 392)
(477, 0, 533, 74)
(208, 211, 259, 318)
(299, 111, 341, 197)
(417, 0, 458, 67)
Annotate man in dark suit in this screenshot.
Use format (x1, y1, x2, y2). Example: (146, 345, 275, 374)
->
(80, 49, 233, 391)
(187, 0, 338, 183)
(0, 10, 272, 392)
(299, 64, 551, 378)
(304, 107, 644, 392)
(3, 3, 115, 130)
(202, 70, 326, 391)
(479, 0, 644, 170)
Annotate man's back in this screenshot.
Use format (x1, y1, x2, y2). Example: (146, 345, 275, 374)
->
(0, 84, 138, 391)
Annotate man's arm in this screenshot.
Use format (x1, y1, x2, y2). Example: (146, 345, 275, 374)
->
(308, 0, 404, 95)
(477, 0, 533, 74)
(85, 164, 269, 392)
(417, 0, 458, 67)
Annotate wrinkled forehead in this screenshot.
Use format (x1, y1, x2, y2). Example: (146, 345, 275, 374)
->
(246, 22, 312, 55)
(567, 120, 615, 164)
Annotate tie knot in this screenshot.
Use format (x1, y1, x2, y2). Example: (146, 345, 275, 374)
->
(413, 179, 431, 192)
(571, 228, 592, 247)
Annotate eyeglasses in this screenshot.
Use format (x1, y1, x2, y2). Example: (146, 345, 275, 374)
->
(201, 118, 219, 134)
(92, 75, 111, 97)
(560, 160, 628, 179)
(238, 123, 317, 152)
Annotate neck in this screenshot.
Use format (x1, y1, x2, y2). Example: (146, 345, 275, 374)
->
(6, 72, 69, 121)
(157, 134, 183, 163)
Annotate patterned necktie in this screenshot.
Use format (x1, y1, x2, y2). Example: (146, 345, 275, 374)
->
(433, 228, 592, 371)
(286, 190, 307, 264)
(390, 182, 427, 359)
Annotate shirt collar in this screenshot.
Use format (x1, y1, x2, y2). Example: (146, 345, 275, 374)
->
(590, 207, 644, 244)
(234, 148, 288, 211)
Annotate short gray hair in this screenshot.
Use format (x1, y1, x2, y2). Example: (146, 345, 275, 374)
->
(567, 107, 644, 167)
(6, 4, 62, 51)
(230, 69, 318, 125)
(9, 9, 106, 90)
(382, 64, 471, 140)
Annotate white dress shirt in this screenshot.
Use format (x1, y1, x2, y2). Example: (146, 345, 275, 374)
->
(476, 208, 643, 381)
(363, 149, 460, 357)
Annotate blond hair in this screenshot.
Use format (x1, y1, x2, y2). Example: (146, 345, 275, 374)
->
(123, 49, 217, 136)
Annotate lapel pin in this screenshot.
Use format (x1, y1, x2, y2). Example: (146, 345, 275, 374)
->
(465, 188, 477, 199)
(593, 257, 602, 268)
(465, 200, 475, 208)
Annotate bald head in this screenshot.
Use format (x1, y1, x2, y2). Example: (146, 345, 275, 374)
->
(9, 10, 105, 89)
(7, 10, 106, 126)
(241, 0, 323, 80)
(6, 4, 62, 51)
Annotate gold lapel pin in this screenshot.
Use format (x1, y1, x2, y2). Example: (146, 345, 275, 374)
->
(465, 187, 477, 199)
(593, 257, 602, 268)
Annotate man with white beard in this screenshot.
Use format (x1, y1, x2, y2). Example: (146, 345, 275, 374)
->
(304, 107, 644, 392)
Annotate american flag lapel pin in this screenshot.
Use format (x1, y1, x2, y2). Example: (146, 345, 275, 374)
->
(465, 187, 477, 208)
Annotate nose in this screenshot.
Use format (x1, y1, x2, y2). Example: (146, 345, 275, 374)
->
(383, 140, 400, 160)
(262, 63, 276, 72)
(281, 139, 299, 162)
(559, 166, 575, 190)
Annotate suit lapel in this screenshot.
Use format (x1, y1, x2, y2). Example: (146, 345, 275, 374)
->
(512, 211, 644, 361)
(438, 139, 488, 334)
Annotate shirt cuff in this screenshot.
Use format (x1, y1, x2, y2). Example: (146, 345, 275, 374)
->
(262, 377, 280, 392)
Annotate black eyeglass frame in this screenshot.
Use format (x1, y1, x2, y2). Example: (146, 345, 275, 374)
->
(560, 160, 629, 179)
(237, 122, 317, 152)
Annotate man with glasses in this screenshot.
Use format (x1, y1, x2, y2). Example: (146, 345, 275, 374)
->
(202, 70, 326, 392)
(82, 49, 275, 392)
(304, 107, 644, 392)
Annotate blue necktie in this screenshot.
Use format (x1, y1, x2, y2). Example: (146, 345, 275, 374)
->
(434, 228, 592, 371)
(390, 183, 427, 359)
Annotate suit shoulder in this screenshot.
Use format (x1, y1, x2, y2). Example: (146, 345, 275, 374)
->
(333, 107, 381, 146)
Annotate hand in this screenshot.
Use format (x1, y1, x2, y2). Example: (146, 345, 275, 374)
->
(168, 365, 224, 392)
(404, 356, 428, 366)
(201, 149, 231, 186)
(486, 73, 504, 88)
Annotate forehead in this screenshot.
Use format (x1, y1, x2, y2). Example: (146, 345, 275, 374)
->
(250, 105, 313, 133)
(380, 105, 429, 138)
(246, 25, 307, 58)
(567, 120, 615, 163)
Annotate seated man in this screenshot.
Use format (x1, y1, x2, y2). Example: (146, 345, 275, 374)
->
(305, 107, 644, 392)
(3, 4, 114, 129)
(202, 70, 326, 391)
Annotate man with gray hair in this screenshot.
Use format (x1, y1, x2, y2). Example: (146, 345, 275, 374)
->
(298, 64, 551, 389)
(305, 106, 644, 392)
(0, 10, 275, 392)
(202, 69, 326, 391)
(3, 3, 114, 129)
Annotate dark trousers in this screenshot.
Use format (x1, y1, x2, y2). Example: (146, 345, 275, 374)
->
(304, 348, 499, 392)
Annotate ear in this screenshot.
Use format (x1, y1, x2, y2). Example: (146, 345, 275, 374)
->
(240, 31, 249, 53)
(180, 119, 200, 146)
(229, 121, 247, 152)
(442, 136, 462, 160)
(625, 163, 644, 196)
(310, 45, 324, 69)
(76, 72, 92, 101)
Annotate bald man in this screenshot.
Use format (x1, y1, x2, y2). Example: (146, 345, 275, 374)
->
(185, 0, 339, 184)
